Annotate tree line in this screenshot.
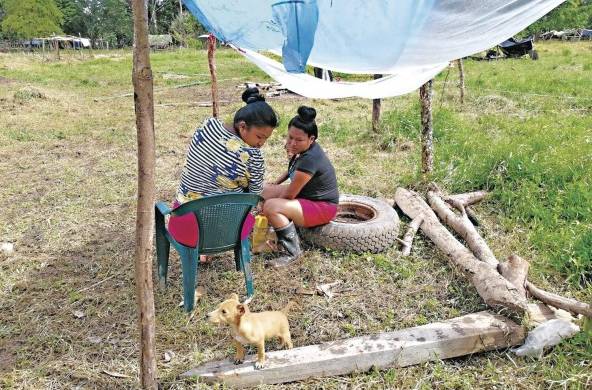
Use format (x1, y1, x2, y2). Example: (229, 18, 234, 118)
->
(0, 0, 590, 48)
(523, 0, 592, 36)
(0, 0, 205, 47)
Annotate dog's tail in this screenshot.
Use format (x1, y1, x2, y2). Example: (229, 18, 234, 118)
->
(281, 300, 297, 315)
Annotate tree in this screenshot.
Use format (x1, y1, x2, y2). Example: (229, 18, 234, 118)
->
(524, 0, 592, 34)
(78, 0, 132, 47)
(2, 0, 63, 38)
(170, 12, 203, 47)
(56, 0, 86, 36)
(148, 0, 180, 35)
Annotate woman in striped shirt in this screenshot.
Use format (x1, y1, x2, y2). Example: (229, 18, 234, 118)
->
(168, 88, 279, 255)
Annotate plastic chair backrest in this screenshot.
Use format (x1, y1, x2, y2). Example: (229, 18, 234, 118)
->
(171, 193, 261, 253)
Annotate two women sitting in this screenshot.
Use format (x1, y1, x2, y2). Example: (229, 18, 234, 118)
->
(170, 88, 339, 267)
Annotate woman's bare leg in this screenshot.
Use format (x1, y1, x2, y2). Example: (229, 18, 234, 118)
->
(263, 198, 305, 228)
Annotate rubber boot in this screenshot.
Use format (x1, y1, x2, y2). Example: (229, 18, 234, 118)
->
(268, 222, 303, 268)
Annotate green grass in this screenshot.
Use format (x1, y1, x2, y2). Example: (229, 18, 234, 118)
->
(0, 42, 590, 388)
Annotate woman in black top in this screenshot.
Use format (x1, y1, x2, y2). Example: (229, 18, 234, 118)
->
(263, 106, 339, 267)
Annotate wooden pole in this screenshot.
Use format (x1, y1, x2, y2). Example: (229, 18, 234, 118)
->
(457, 59, 465, 104)
(131, 0, 158, 387)
(372, 74, 382, 132)
(207, 34, 219, 118)
(419, 79, 434, 174)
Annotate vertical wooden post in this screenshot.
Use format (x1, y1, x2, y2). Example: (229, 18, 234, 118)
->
(419, 79, 434, 174)
(372, 74, 382, 132)
(131, 0, 158, 387)
(207, 34, 219, 118)
(457, 59, 465, 104)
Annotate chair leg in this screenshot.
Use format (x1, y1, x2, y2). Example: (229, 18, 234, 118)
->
(179, 246, 199, 312)
(240, 239, 254, 298)
(155, 225, 171, 287)
(234, 246, 242, 272)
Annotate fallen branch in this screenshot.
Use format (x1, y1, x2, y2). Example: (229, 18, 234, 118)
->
(525, 281, 591, 318)
(445, 190, 488, 207)
(437, 205, 592, 319)
(399, 215, 424, 256)
(497, 254, 529, 298)
(465, 206, 481, 226)
(394, 188, 527, 314)
(526, 302, 576, 325)
(427, 190, 498, 267)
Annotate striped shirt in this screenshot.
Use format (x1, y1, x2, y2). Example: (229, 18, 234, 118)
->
(176, 117, 265, 204)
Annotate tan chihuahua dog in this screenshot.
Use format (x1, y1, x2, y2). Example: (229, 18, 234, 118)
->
(208, 293, 294, 369)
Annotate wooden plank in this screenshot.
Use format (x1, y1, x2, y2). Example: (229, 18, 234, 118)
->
(182, 311, 524, 387)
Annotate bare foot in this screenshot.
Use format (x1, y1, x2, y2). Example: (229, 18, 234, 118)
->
(199, 255, 210, 264)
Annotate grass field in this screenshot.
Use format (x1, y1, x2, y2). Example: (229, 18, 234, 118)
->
(0, 41, 590, 389)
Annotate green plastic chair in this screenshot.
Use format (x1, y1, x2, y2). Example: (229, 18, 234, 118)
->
(155, 193, 262, 312)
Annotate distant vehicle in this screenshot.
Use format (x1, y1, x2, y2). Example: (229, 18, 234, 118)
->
(480, 36, 538, 61)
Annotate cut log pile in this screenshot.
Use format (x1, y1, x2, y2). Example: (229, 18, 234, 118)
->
(394, 186, 591, 320)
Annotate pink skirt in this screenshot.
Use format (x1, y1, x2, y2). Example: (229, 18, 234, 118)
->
(297, 199, 338, 228)
(168, 201, 255, 248)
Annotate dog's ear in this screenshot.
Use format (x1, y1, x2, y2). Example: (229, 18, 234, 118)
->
(227, 293, 239, 301)
(236, 304, 246, 315)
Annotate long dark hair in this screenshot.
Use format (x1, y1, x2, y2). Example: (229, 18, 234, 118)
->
(233, 87, 279, 129)
(288, 106, 318, 139)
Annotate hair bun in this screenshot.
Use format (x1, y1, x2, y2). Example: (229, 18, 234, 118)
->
(242, 87, 265, 104)
(297, 106, 316, 123)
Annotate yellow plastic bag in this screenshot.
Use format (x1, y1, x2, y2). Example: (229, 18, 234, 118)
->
(251, 215, 277, 253)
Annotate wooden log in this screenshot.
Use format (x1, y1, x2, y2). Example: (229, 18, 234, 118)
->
(131, 0, 158, 387)
(427, 191, 498, 267)
(419, 80, 434, 174)
(526, 303, 576, 325)
(399, 215, 423, 256)
(497, 254, 529, 298)
(525, 281, 591, 318)
(429, 197, 590, 319)
(394, 188, 527, 313)
(182, 311, 524, 387)
(465, 206, 480, 227)
(372, 74, 382, 132)
(207, 34, 219, 118)
(446, 191, 488, 207)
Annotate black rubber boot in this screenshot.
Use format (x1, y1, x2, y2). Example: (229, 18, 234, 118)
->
(268, 222, 303, 268)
